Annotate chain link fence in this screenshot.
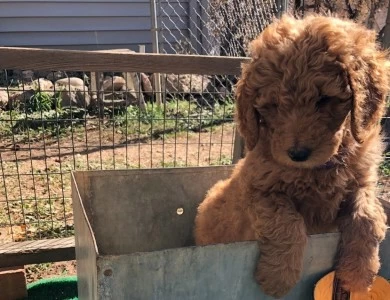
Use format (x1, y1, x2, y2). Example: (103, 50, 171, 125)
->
(290, 0, 388, 34)
(154, 0, 283, 110)
(156, 0, 389, 57)
(156, 0, 281, 56)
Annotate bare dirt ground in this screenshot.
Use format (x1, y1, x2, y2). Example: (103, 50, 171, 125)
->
(0, 122, 236, 241)
(25, 261, 77, 283)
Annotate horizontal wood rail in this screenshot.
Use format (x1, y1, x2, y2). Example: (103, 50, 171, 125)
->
(0, 47, 250, 75)
(0, 237, 75, 268)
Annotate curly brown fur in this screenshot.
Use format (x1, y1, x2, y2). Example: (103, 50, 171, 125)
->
(194, 14, 389, 298)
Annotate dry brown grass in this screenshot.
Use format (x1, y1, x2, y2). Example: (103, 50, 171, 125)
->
(0, 123, 236, 243)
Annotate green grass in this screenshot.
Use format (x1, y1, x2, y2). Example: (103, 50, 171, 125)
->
(0, 108, 87, 144)
(210, 154, 233, 166)
(159, 161, 187, 168)
(26, 90, 54, 113)
(0, 99, 234, 144)
(111, 99, 234, 136)
(380, 152, 390, 176)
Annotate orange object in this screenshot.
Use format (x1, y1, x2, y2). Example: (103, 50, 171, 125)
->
(314, 271, 390, 300)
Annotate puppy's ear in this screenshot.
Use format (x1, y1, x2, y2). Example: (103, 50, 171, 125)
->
(347, 56, 389, 144)
(235, 64, 259, 151)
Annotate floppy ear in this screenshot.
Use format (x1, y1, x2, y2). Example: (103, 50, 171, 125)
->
(235, 63, 260, 151)
(346, 56, 389, 144)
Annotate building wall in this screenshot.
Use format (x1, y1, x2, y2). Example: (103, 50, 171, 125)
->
(0, 0, 189, 52)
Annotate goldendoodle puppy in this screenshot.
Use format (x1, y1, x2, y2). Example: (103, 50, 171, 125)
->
(194, 15, 389, 298)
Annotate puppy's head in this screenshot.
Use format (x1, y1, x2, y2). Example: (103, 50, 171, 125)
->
(236, 15, 389, 168)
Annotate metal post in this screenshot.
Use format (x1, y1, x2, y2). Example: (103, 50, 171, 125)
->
(277, 0, 289, 17)
(137, 45, 147, 111)
(150, 0, 163, 107)
(150, 0, 159, 56)
(281, 0, 289, 14)
(381, 4, 390, 48)
(232, 132, 245, 164)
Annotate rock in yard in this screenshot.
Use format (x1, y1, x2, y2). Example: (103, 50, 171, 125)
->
(122, 72, 145, 110)
(103, 76, 126, 91)
(8, 89, 35, 109)
(141, 73, 153, 96)
(0, 90, 9, 108)
(55, 77, 86, 89)
(58, 85, 90, 108)
(155, 74, 212, 94)
(32, 78, 54, 92)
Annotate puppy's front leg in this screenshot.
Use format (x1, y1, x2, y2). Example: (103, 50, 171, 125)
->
(250, 194, 307, 298)
(336, 187, 387, 293)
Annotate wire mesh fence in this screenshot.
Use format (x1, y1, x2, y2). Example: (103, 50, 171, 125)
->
(0, 62, 238, 243)
(156, 0, 389, 56)
(288, 0, 389, 34)
(1, 1, 390, 245)
(156, 0, 281, 56)
(154, 0, 282, 122)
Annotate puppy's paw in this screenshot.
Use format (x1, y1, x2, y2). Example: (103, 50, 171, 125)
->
(336, 252, 379, 293)
(255, 260, 301, 298)
(336, 267, 375, 294)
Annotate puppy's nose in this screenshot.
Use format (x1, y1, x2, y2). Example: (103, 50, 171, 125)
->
(287, 147, 311, 162)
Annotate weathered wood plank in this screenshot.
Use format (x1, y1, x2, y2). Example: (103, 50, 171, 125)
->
(0, 47, 249, 75)
(0, 237, 75, 268)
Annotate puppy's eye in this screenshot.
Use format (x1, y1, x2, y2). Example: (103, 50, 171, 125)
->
(316, 95, 332, 107)
(258, 113, 267, 126)
(259, 117, 266, 126)
(265, 103, 278, 110)
(255, 103, 275, 126)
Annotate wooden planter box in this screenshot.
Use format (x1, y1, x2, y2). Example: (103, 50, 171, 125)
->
(72, 166, 390, 300)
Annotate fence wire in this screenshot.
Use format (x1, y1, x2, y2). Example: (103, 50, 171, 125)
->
(156, 0, 389, 56)
(289, 0, 389, 34)
(0, 69, 236, 242)
(1, 1, 390, 244)
(157, 0, 280, 56)
(155, 0, 281, 110)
